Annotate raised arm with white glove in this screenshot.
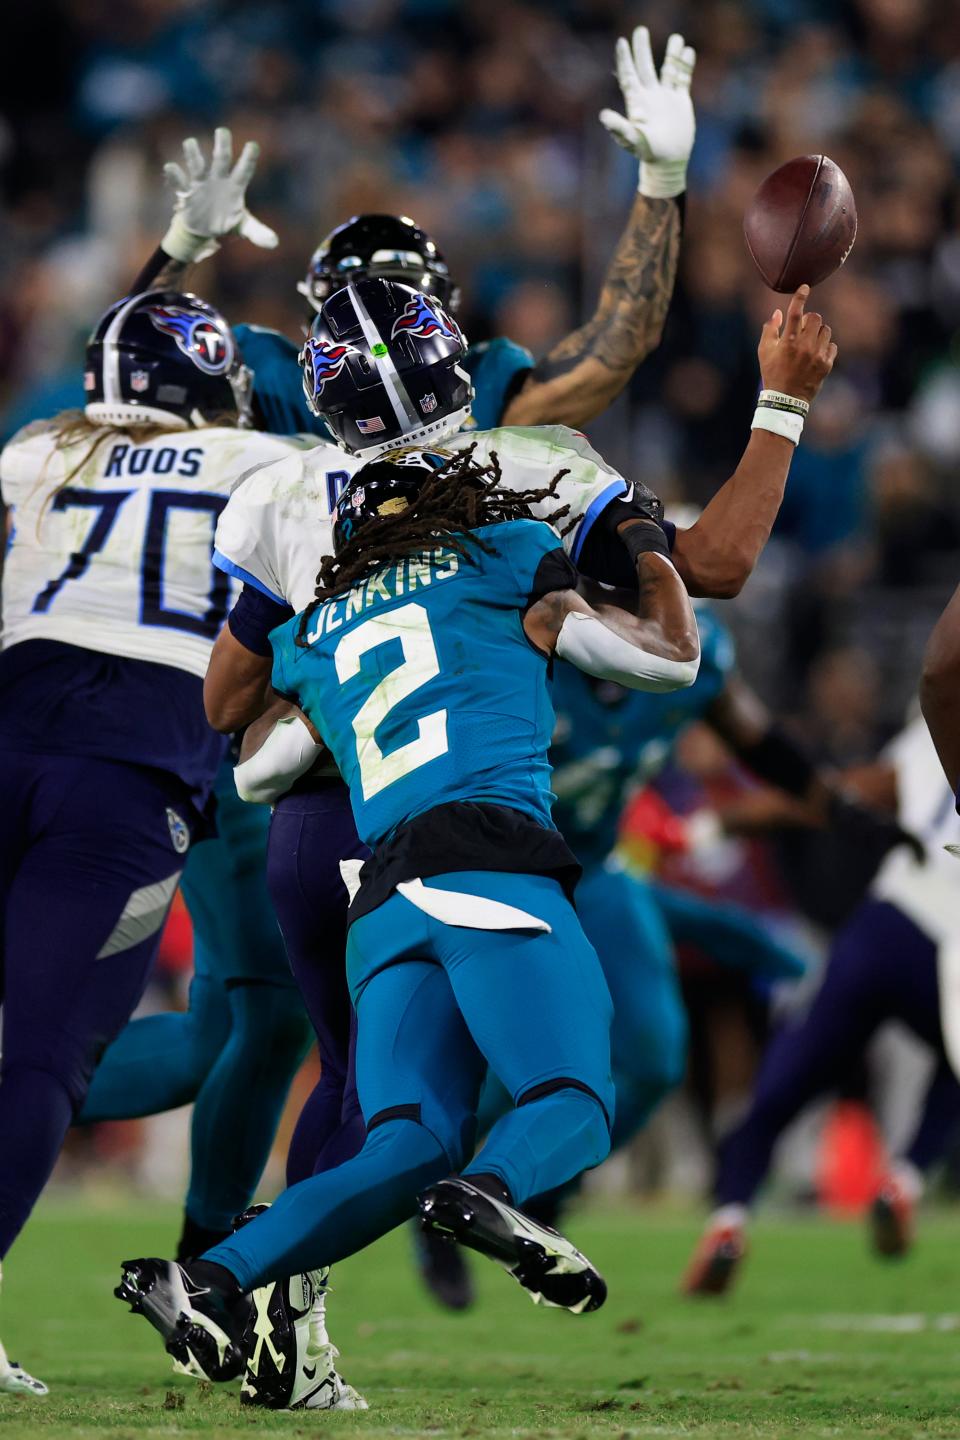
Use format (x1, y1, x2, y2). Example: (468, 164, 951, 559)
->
(161, 126, 279, 264)
(600, 26, 696, 200)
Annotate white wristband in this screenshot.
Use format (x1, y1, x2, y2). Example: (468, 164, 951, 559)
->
(751, 390, 809, 446)
(751, 406, 804, 445)
(638, 158, 688, 200)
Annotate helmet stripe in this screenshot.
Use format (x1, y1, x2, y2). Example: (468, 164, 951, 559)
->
(346, 283, 421, 433)
(101, 291, 152, 407)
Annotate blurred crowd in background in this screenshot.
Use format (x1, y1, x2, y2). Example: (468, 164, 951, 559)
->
(3, 0, 960, 1201)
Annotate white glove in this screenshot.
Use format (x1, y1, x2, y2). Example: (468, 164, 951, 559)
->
(600, 27, 696, 200)
(161, 126, 279, 264)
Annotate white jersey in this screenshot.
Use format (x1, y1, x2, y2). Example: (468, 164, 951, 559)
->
(870, 714, 960, 943)
(213, 424, 629, 612)
(1, 421, 309, 678)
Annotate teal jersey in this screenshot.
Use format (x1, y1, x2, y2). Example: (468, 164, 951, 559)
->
(271, 519, 565, 850)
(462, 338, 534, 430)
(233, 325, 327, 439)
(235, 325, 533, 439)
(551, 606, 736, 867)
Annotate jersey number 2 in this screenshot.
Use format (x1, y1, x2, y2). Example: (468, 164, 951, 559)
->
(335, 603, 448, 800)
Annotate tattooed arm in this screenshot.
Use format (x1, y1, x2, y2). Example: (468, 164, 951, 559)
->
(501, 193, 681, 428)
(129, 246, 191, 295)
(502, 27, 694, 429)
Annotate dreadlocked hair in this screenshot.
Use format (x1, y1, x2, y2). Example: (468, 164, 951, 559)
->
(296, 444, 577, 647)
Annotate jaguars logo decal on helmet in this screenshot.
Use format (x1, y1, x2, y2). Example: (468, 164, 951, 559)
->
(390, 293, 458, 342)
(146, 306, 234, 376)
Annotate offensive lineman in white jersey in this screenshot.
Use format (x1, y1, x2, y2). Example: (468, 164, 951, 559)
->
(0, 290, 305, 1395)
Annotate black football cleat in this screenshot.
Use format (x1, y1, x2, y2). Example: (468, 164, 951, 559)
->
(115, 1258, 248, 1382)
(418, 1177, 606, 1314)
(412, 1222, 475, 1311)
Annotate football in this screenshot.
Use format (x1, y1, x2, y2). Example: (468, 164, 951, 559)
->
(743, 154, 857, 292)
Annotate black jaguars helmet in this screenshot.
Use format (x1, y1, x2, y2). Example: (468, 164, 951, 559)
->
(84, 290, 253, 429)
(299, 277, 473, 457)
(297, 214, 458, 316)
(333, 448, 450, 554)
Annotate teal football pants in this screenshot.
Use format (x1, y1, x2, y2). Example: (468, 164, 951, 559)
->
(80, 771, 312, 1233)
(203, 871, 614, 1290)
(479, 866, 805, 1157)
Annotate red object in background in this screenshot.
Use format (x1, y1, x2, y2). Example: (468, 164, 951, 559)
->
(815, 1100, 888, 1214)
(621, 788, 689, 855)
(156, 889, 194, 978)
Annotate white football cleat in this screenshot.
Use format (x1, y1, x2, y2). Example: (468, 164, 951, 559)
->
(0, 1337, 47, 1398)
(240, 1268, 367, 1411)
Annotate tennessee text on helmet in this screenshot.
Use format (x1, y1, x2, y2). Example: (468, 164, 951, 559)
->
(298, 278, 473, 458)
(83, 290, 253, 430)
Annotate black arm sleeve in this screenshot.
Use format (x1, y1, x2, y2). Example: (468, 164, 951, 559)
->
(226, 584, 295, 658)
(525, 547, 579, 609)
(733, 724, 817, 798)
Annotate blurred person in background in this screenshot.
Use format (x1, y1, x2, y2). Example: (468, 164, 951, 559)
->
(683, 714, 960, 1295)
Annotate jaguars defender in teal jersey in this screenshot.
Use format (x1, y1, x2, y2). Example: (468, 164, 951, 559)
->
(115, 443, 701, 1390)
(86, 37, 697, 1263)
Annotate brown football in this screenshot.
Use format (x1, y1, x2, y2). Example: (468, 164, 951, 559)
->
(743, 154, 857, 293)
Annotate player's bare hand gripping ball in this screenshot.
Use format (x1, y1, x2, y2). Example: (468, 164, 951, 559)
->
(162, 126, 279, 264)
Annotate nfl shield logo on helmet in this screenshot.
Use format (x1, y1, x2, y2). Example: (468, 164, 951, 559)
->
(351, 486, 366, 509)
(420, 392, 438, 413)
(166, 808, 190, 855)
(131, 369, 150, 394)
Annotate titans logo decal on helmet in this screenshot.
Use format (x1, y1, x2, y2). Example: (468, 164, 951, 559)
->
(146, 306, 234, 376)
(300, 338, 357, 406)
(390, 293, 458, 342)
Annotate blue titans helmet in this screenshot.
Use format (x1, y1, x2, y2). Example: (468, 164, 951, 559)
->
(299, 278, 473, 457)
(297, 213, 458, 317)
(84, 290, 253, 429)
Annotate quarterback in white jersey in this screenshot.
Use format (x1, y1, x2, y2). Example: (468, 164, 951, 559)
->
(213, 424, 631, 614)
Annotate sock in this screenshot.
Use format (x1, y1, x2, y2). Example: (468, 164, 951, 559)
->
(177, 1213, 232, 1263)
(465, 1172, 513, 1205)
(708, 1203, 748, 1231)
(186, 1259, 245, 1301)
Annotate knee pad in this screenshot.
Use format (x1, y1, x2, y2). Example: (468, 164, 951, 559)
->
(366, 1102, 476, 1174)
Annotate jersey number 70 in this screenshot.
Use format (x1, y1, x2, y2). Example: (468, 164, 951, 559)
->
(31, 487, 230, 639)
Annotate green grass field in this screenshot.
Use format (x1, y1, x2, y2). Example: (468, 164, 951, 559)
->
(2, 1198, 959, 1440)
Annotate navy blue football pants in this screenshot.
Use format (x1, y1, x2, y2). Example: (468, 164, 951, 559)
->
(81, 768, 314, 1234)
(265, 786, 368, 1184)
(0, 750, 195, 1257)
(715, 898, 960, 1206)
